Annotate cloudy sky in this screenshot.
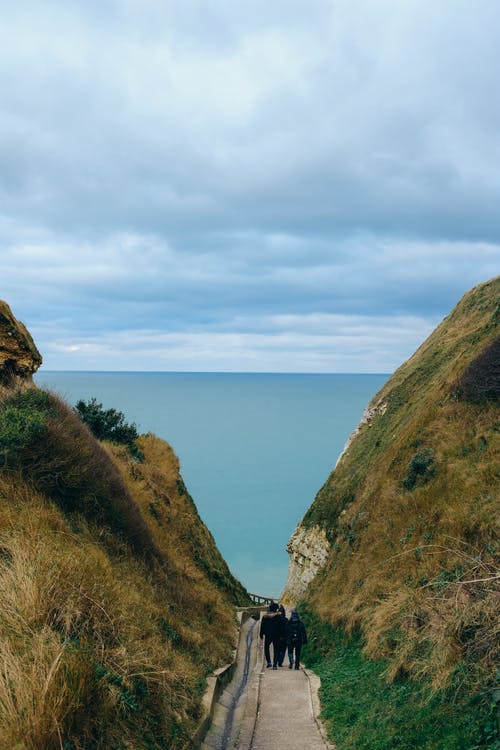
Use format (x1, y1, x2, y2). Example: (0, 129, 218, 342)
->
(1, 0, 499, 372)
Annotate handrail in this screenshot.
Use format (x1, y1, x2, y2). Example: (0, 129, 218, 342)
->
(248, 593, 279, 605)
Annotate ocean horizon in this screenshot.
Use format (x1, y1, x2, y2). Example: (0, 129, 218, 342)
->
(35, 370, 390, 594)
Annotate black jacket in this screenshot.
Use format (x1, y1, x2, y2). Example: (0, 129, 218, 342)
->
(260, 612, 286, 640)
(286, 617, 307, 646)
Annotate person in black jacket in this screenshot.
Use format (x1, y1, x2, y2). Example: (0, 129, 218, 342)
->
(276, 604, 288, 667)
(286, 608, 307, 670)
(259, 601, 282, 668)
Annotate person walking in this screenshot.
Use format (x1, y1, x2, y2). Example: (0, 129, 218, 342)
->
(276, 604, 288, 667)
(286, 608, 307, 670)
(260, 601, 281, 668)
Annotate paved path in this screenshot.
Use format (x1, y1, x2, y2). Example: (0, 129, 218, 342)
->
(249, 637, 333, 750)
(200, 609, 334, 750)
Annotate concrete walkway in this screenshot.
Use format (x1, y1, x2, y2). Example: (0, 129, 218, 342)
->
(247, 625, 334, 750)
(200, 609, 335, 750)
(250, 664, 331, 750)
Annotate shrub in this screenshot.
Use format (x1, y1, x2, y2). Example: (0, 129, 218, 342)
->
(0, 389, 56, 467)
(74, 398, 143, 459)
(74, 397, 138, 443)
(402, 448, 435, 490)
(0, 407, 47, 467)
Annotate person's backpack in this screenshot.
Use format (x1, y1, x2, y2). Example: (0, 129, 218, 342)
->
(289, 620, 300, 644)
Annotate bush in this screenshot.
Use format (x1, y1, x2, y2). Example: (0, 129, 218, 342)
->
(403, 448, 435, 490)
(74, 398, 143, 459)
(0, 390, 55, 467)
(0, 407, 47, 467)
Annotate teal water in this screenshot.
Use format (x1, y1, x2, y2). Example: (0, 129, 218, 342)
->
(34, 372, 388, 595)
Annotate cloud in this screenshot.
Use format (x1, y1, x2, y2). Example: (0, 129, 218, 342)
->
(3, 0, 500, 236)
(29, 308, 439, 373)
(1, 1, 499, 370)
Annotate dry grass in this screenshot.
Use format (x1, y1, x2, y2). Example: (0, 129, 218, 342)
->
(106, 434, 249, 604)
(304, 277, 500, 693)
(0, 387, 247, 748)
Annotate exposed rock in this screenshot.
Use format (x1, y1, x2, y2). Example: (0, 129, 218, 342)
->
(0, 301, 42, 385)
(334, 397, 387, 469)
(282, 524, 330, 602)
(282, 398, 388, 601)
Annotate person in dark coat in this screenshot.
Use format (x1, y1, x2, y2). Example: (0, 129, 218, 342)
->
(259, 601, 282, 668)
(276, 604, 288, 667)
(286, 608, 307, 670)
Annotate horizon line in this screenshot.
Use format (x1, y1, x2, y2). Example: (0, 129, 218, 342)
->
(36, 369, 391, 376)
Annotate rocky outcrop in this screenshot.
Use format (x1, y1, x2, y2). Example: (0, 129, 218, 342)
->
(282, 524, 330, 602)
(0, 301, 42, 384)
(334, 397, 387, 469)
(282, 398, 387, 601)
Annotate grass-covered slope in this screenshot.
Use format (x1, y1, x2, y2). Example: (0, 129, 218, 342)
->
(298, 277, 499, 748)
(0, 385, 249, 749)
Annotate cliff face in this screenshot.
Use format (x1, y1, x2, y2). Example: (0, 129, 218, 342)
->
(0, 302, 249, 749)
(282, 524, 330, 602)
(285, 277, 499, 691)
(283, 398, 388, 601)
(0, 301, 42, 384)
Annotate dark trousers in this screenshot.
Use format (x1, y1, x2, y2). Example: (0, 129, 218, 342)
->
(264, 636, 280, 666)
(278, 639, 287, 666)
(288, 643, 302, 669)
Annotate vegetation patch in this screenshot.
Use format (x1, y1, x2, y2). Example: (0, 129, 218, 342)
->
(453, 336, 500, 403)
(301, 606, 499, 750)
(0, 387, 160, 563)
(0, 389, 55, 466)
(402, 448, 435, 490)
(74, 397, 144, 460)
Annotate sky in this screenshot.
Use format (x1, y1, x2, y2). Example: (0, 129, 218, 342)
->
(1, 0, 499, 373)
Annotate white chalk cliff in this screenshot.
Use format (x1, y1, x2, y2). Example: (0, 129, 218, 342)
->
(282, 524, 330, 602)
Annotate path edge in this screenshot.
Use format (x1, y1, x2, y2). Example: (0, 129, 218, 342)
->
(233, 622, 265, 750)
(191, 606, 263, 748)
(303, 668, 337, 750)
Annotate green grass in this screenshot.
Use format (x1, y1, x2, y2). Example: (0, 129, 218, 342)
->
(302, 606, 499, 750)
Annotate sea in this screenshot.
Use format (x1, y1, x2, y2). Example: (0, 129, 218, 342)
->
(34, 372, 389, 596)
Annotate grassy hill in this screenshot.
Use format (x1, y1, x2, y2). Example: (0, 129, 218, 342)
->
(0, 380, 249, 749)
(296, 277, 499, 749)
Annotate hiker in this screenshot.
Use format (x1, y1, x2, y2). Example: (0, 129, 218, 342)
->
(286, 608, 307, 670)
(276, 604, 288, 667)
(259, 601, 282, 668)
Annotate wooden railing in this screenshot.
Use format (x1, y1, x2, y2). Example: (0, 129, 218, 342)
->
(248, 593, 278, 605)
